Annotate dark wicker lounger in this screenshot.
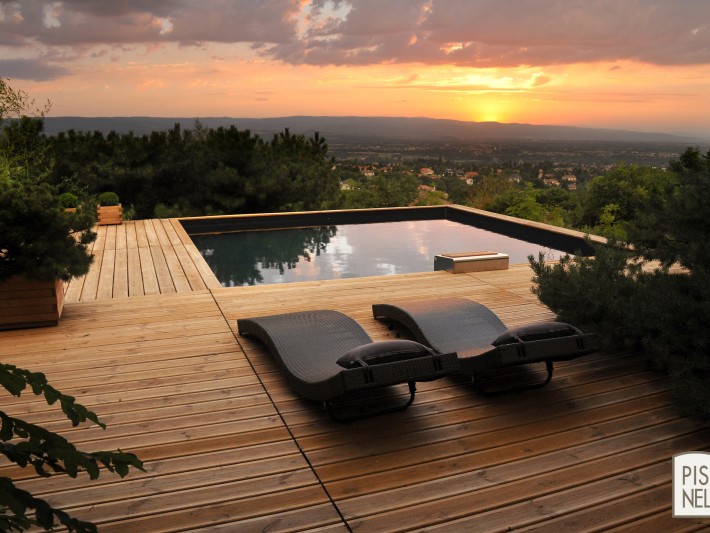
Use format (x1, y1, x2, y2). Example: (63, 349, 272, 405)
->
(372, 297, 600, 393)
(237, 309, 458, 420)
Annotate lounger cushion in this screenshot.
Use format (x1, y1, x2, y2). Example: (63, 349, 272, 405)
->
(337, 340, 435, 369)
(492, 321, 580, 346)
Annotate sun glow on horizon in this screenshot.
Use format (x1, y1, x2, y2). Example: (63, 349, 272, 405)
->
(18, 52, 708, 137)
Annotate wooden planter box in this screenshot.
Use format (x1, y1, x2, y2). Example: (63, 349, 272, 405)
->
(97, 204, 123, 225)
(0, 276, 64, 330)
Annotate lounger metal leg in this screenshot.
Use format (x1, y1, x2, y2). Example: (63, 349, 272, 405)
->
(324, 382, 417, 422)
(474, 361, 554, 395)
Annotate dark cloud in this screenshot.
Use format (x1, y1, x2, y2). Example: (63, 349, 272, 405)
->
(0, 58, 70, 81)
(1, 0, 709, 68)
(0, 0, 298, 46)
(270, 0, 710, 67)
(58, 0, 182, 18)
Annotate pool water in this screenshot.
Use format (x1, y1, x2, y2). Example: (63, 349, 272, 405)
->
(190, 219, 569, 286)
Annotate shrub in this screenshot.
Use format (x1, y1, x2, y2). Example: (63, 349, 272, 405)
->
(98, 191, 119, 206)
(0, 178, 95, 283)
(529, 147, 710, 421)
(59, 192, 78, 208)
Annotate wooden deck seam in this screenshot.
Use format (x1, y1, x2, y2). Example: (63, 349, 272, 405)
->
(211, 290, 354, 532)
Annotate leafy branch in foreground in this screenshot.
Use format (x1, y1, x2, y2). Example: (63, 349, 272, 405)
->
(0, 363, 145, 532)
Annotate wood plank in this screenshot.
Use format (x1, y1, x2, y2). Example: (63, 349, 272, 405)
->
(138, 246, 160, 295)
(172, 242, 207, 291)
(604, 509, 709, 532)
(80, 248, 103, 301)
(134, 219, 150, 248)
(104, 224, 117, 250)
(160, 245, 192, 293)
(96, 248, 116, 300)
(126, 246, 143, 297)
(115, 222, 127, 250)
(113, 247, 129, 299)
(63, 273, 87, 304)
(169, 218, 194, 246)
(151, 218, 172, 247)
(90, 485, 332, 532)
(508, 483, 672, 532)
(92, 225, 107, 251)
(58, 230, 103, 304)
(183, 241, 222, 289)
(150, 246, 177, 293)
(125, 220, 138, 249)
(144, 218, 161, 247)
(162, 218, 184, 247)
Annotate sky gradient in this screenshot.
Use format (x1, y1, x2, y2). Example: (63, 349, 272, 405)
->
(2, 0, 710, 138)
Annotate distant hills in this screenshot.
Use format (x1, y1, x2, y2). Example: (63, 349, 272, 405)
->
(41, 116, 704, 144)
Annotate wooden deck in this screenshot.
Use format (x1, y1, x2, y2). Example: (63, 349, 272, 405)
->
(2, 220, 710, 531)
(63, 219, 221, 303)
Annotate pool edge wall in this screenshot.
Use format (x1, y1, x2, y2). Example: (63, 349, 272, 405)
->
(178, 205, 603, 257)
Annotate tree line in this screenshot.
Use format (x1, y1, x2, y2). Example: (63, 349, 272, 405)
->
(37, 121, 340, 219)
(6, 111, 683, 241)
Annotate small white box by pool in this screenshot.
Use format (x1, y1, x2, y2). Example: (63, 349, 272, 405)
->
(434, 251, 510, 273)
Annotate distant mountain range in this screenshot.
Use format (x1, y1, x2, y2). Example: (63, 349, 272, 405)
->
(41, 116, 705, 144)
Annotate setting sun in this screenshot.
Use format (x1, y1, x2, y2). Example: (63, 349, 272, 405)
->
(466, 95, 514, 123)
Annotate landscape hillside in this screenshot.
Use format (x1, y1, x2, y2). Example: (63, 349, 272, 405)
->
(42, 116, 705, 144)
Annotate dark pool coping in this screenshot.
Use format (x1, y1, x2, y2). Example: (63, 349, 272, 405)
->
(179, 205, 605, 256)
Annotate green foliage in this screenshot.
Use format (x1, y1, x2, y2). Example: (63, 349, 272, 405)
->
(414, 189, 448, 206)
(466, 173, 516, 209)
(490, 183, 574, 227)
(98, 191, 119, 206)
(578, 164, 675, 237)
(437, 175, 470, 204)
(0, 79, 96, 284)
(49, 125, 342, 218)
(529, 147, 710, 420)
(593, 203, 626, 239)
(629, 147, 710, 276)
(529, 243, 641, 343)
(153, 201, 201, 219)
(342, 172, 418, 208)
(0, 363, 145, 531)
(0, 173, 95, 283)
(58, 192, 77, 208)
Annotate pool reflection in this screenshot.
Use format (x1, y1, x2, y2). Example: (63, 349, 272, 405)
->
(191, 220, 568, 286)
(192, 226, 337, 286)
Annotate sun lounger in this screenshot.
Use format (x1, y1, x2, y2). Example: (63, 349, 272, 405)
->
(237, 309, 458, 420)
(372, 297, 600, 393)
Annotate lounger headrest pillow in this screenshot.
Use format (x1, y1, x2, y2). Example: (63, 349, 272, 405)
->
(492, 321, 581, 346)
(337, 340, 435, 369)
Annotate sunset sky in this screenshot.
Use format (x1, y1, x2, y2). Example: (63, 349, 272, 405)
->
(2, 0, 710, 138)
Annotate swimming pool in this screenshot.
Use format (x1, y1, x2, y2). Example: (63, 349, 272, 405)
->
(187, 211, 580, 287)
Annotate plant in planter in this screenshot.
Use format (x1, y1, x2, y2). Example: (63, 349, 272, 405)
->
(96, 191, 123, 225)
(59, 191, 78, 212)
(0, 176, 96, 329)
(1, 79, 96, 329)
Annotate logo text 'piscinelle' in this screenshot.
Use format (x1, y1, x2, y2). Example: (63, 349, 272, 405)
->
(673, 452, 710, 517)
